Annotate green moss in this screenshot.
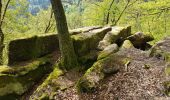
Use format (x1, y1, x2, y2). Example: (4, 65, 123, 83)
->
(79, 50, 98, 64)
(121, 40, 134, 49)
(0, 56, 53, 98)
(35, 66, 63, 93)
(163, 81, 170, 96)
(71, 27, 111, 57)
(6, 33, 58, 65)
(165, 64, 170, 76)
(39, 93, 49, 100)
(77, 54, 128, 92)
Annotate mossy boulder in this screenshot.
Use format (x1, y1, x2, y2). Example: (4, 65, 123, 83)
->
(127, 32, 154, 50)
(30, 66, 63, 100)
(98, 26, 131, 50)
(77, 53, 128, 92)
(149, 37, 170, 62)
(0, 56, 53, 99)
(98, 44, 119, 60)
(121, 40, 134, 49)
(79, 50, 99, 64)
(127, 32, 154, 46)
(5, 33, 59, 65)
(71, 27, 112, 58)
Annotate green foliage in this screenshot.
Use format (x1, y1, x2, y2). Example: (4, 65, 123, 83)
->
(1, 0, 170, 43)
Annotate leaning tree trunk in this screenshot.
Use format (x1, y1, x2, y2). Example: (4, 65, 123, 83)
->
(0, 0, 4, 65)
(50, 0, 78, 69)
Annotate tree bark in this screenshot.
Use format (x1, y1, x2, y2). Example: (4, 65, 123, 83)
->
(50, 0, 78, 69)
(0, 0, 4, 65)
(105, 0, 114, 25)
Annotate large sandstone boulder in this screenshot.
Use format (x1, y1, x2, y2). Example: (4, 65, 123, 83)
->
(149, 37, 170, 61)
(71, 27, 112, 63)
(77, 53, 128, 92)
(121, 40, 134, 49)
(97, 44, 119, 60)
(98, 26, 131, 50)
(4, 34, 59, 65)
(127, 32, 154, 49)
(0, 56, 54, 99)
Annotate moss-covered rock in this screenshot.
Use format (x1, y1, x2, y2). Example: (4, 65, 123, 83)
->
(121, 40, 134, 49)
(71, 27, 112, 57)
(98, 44, 119, 60)
(6, 33, 59, 65)
(77, 53, 128, 92)
(0, 56, 53, 99)
(30, 65, 63, 100)
(98, 26, 131, 50)
(127, 32, 154, 47)
(149, 37, 170, 62)
(79, 50, 99, 64)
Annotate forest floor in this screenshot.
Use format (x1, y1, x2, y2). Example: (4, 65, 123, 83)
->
(47, 48, 169, 100)
(25, 36, 170, 100)
(29, 47, 170, 100)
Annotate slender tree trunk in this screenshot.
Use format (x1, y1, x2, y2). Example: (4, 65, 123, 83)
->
(44, 9, 54, 33)
(0, 0, 4, 65)
(105, 0, 114, 25)
(50, 0, 78, 69)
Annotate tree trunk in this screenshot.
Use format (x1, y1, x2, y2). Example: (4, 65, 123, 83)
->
(50, 0, 78, 69)
(0, 0, 4, 65)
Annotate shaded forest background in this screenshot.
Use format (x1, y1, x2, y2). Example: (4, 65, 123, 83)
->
(2, 0, 170, 43)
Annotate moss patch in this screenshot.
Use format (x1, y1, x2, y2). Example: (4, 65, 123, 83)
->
(77, 53, 128, 92)
(0, 56, 53, 98)
(6, 33, 59, 65)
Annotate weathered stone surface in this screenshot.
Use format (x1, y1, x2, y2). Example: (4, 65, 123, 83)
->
(98, 26, 131, 50)
(6, 34, 59, 65)
(149, 37, 170, 61)
(127, 32, 154, 48)
(69, 26, 102, 35)
(77, 53, 127, 92)
(98, 44, 119, 60)
(149, 37, 170, 96)
(121, 40, 134, 49)
(0, 56, 53, 99)
(72, 26, 112, 58)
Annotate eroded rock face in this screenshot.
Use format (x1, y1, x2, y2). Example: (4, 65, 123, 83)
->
(0, 56, 53, 99)
(127, 32, 154, 49)
(72, 26, 112, 56)
(98, 26, 131, 50)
